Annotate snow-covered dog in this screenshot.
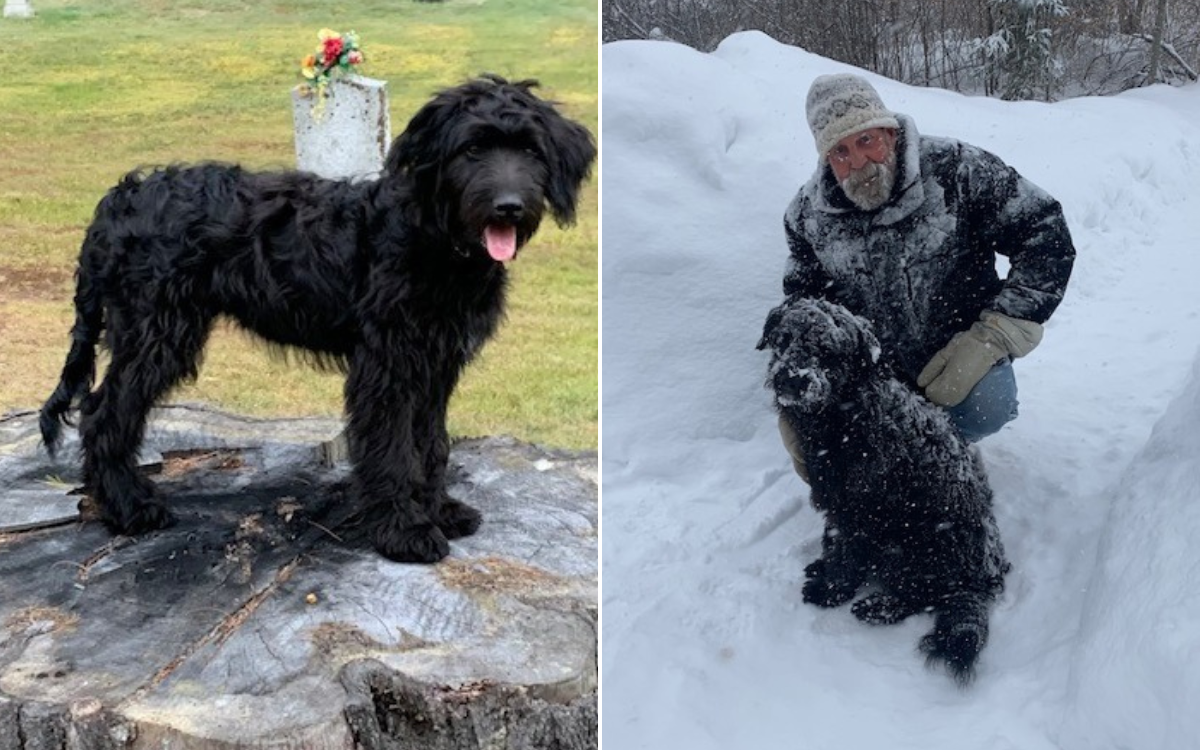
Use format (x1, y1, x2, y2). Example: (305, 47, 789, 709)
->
(757, 297, 1009, 685)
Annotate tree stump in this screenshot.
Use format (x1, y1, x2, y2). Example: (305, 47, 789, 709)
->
(0, 406, 597, 748)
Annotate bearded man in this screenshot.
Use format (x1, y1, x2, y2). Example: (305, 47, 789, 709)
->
(775, 73, 1075, 481)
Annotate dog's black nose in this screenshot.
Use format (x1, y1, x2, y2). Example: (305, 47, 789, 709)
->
(493, 194, 525, 221)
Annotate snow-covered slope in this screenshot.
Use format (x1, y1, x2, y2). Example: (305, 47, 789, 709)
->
(601, 31, 1200, 749)
(1062, 355, 1200, 750)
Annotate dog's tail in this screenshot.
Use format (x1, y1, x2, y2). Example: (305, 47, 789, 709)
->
(40, 239, 105, 458)
(919, 593, 993, 687)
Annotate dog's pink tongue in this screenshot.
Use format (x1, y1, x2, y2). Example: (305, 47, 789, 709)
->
(484, 225, 517, 262)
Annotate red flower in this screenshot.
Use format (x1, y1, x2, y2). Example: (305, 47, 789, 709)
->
(323, 36, 344, 62)
(346, 50, 363, 65)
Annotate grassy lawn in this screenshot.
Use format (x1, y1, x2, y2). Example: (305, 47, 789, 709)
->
(0, 0, 597, 449)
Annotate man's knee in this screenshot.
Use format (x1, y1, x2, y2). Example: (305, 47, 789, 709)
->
(778, 414, 810, 483)
(946, 359, 1020, 442)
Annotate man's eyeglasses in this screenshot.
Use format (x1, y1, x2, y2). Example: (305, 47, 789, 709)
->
(828, 130, 892, 166)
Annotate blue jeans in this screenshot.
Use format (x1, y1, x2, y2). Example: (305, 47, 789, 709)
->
(945, 359, 1019, 443)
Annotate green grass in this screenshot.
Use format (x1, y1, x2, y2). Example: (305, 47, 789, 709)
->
(0, 0, 597, 449)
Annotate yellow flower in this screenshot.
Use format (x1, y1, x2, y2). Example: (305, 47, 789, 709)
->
(301, 66, 317, 80)
(317, 28, 339, 42)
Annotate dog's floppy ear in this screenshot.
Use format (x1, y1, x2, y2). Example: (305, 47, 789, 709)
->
(385, 94, 453, 181)
(757, 303, 788, 351)
(384, 86, 465, 234)
(832, 304, 881, 368)
(499, 77, 594, 226)
(538, 104, 596, 227)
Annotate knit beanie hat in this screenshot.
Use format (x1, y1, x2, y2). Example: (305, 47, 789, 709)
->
(806, 74, 900, 157)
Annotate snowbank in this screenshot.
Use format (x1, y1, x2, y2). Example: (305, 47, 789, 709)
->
(602, 31, 1200, 749)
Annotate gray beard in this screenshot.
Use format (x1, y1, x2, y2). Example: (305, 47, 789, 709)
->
(839, 152, 897, 211)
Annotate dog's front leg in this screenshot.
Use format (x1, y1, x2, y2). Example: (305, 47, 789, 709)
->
(345, 344, 449, 563)
(412, 375, 483, 541)
(803, 521, 866, 607)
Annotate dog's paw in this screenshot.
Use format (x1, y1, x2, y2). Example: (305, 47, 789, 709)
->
(919, 627, 982, 687)
(919, 599, 990, 686)
(103, 499, 176, 536)
(851, 592, 918, 625)
(374, 522, 451, 563)
(802, 559, 859, 608)
(803, 578, 858, 608)
(431, 497, 482, 540)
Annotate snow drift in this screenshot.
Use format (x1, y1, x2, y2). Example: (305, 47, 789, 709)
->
(602, 31, 1200, 749)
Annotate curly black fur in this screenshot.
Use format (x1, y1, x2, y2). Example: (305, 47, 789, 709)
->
(39, 75, 595, 563)
(758, 298, 1010, 685)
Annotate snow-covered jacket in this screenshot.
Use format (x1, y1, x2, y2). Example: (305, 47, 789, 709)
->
(781, 114, 1075, 385)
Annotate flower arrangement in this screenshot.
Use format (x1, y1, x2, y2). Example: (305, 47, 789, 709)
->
(298, 28, 365, 116)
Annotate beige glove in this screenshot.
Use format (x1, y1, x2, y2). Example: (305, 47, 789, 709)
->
(917, 311, 1044, 407)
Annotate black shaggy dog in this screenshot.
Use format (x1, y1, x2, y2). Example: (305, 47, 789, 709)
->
(40, 75, 595, 563)
(757, 298, 1010, 685)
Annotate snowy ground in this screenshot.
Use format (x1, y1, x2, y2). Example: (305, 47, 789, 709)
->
(600, 32, 1200, 750)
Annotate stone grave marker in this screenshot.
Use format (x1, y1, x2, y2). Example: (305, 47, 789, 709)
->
(3, 0, 34, 19)
(292, 74, 391, 180)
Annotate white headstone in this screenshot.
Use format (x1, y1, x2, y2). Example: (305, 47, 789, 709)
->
(3, 0, 34, 18)
(291, 75, 391, 181)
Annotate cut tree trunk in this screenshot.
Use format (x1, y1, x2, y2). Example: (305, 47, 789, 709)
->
(0, 406, 597, 749)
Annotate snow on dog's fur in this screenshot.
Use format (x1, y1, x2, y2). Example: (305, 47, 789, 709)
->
(758, 297, 1009, 685)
